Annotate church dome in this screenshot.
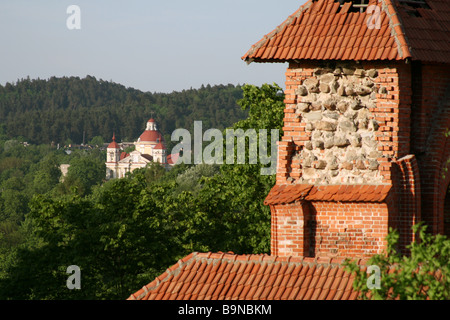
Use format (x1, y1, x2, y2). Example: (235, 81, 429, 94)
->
(138, 130, 163, 143)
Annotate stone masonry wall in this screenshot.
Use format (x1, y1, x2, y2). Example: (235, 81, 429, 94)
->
(279, 60, 411, 187)
(293, 64, 382, 185)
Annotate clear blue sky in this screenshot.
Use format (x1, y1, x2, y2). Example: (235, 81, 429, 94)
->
(0, 0, 306, 93)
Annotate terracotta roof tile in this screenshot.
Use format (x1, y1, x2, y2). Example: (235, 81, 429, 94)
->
(397, 0, 450, 63)
(264, 183, 392, 205)
(128, 252, 365, 300)
(243, 0, 450, 64)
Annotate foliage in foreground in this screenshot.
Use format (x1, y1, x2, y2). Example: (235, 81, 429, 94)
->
(344, 223, 450, 300)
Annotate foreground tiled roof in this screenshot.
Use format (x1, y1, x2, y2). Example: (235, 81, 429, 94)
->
(128, 252, 366, 300)
(242, 0, 450, 64)
(264, 184, 392, 205)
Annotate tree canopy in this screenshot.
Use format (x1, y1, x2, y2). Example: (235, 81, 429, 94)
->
(0, 77, 246, 147)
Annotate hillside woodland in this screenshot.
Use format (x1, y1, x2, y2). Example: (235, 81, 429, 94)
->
(0, 76, 246, 148)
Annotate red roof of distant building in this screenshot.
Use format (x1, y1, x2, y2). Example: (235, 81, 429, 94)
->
(148, 118, 155, 123)
(108, 141, 120, 149)
(107, 134, 120, 149)
(127, 252, 367, 300)
(242, 0, 450, 64)
(167, 153, 180, 165)
(153, 142, 165, 150)
(139, 130, 163, 143)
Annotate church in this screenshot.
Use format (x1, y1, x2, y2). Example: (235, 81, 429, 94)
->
(106, 118, 176, 179)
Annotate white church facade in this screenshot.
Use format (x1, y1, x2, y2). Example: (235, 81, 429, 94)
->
(106, 118, 175, 179)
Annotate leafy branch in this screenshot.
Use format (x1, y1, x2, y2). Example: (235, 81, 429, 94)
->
(344, 223, 450, 300)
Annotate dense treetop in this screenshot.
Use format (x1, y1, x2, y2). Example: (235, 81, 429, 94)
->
(0, 76, 246, 146)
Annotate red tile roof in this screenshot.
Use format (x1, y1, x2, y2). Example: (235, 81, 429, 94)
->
(242, 0, 450, 64)
(127, 252, 367, 300)
(396, 0, 450, 63)
(264, 184, 392, 205)
(138, 130, 163, 143)
(167, 153, 180, 165)
(107, 134, 120, 149)
(153, 142, 165, 150)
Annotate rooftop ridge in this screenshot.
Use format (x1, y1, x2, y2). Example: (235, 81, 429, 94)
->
(128, 252, 198, 300)
(380, 0, 412, 59)
(242, 0, 420, 63)
(264, 183, 393, 205)
(193, 252, 369, 268)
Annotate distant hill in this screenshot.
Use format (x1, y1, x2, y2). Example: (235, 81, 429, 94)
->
(0, 76, 246, 147)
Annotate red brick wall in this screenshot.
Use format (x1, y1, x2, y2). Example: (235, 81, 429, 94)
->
(410, 62, 450, 235)
(391, 155, 421, 253)
(270, 201, 390, 258)
(270, 202, 309, 257)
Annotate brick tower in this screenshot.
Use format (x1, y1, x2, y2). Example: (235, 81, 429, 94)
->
(242, 0, 450, 258)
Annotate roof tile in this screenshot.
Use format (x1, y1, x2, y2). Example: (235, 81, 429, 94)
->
(243, 0, 450, 64)
(128, 252, 367, 300)
(264, 183, 392, 205)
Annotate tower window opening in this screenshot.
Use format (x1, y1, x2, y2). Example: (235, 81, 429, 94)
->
(337, 0, 370, 13)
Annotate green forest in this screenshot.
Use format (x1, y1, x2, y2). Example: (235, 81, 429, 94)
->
(0, 81, 285, 299)
(0, 76, 247, 148)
